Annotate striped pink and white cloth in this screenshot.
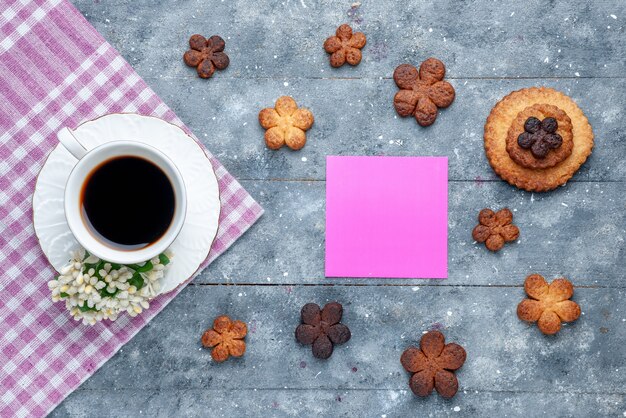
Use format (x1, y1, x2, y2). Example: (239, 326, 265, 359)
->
(0, 0, 263, 416)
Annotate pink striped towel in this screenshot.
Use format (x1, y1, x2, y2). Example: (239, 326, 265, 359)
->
(0, 0, 263, 416)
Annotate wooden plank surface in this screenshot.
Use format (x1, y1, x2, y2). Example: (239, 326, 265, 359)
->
(200, 180, 626, 286)
(50, 390, 626, 418)
(74, 286, 626, 392)
(53, 285, 626, 416)
(52, 0, 626, 416)
(145, 78, 626, 183)
(71, 0, 626, 79)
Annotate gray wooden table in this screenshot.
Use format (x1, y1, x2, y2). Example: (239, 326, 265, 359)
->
(52, 1, 626, 417)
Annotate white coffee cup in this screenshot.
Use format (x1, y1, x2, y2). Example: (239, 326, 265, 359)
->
(58, 127, 187, 264)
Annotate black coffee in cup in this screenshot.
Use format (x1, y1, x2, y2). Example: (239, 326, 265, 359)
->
(80, 156, 175, 249)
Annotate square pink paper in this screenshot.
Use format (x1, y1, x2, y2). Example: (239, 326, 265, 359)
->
(325, 156, 448, 278)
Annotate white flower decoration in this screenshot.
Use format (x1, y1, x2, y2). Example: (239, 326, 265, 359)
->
(48, 248, 172, 325)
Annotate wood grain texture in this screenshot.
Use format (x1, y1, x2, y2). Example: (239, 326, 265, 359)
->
(51, 390, 626, 418)
(55, 0, 626, 416)
(72, 0, 626, 79)
(53, 285, 626, 416)
(148, 78, 625, 183)
(196, 180, 626, 286)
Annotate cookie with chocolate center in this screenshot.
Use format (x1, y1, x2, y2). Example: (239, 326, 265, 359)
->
(484, 87, 593, 192)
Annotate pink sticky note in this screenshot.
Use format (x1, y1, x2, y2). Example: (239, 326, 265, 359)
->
(325, 156, 448, 278)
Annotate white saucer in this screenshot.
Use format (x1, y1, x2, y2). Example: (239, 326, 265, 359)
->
(33, 113, 221, 294)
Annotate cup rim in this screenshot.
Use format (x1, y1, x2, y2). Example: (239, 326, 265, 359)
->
(64, 140, 187, 265)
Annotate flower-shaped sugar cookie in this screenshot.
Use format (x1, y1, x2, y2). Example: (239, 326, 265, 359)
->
(295, 302, 351, 359)
(517, 274, 581, 335)
(183, 34, 230, 79)
(472, 208, 520, 252)
(323, 24, 366, 67)
(400, 331, 466, 399)
(393, 58, 455, 126)
(201, 315, 247, 362)
(259, 96, 314, 150)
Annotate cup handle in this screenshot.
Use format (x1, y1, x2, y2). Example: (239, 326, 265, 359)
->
(57, 127, 88, 160)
